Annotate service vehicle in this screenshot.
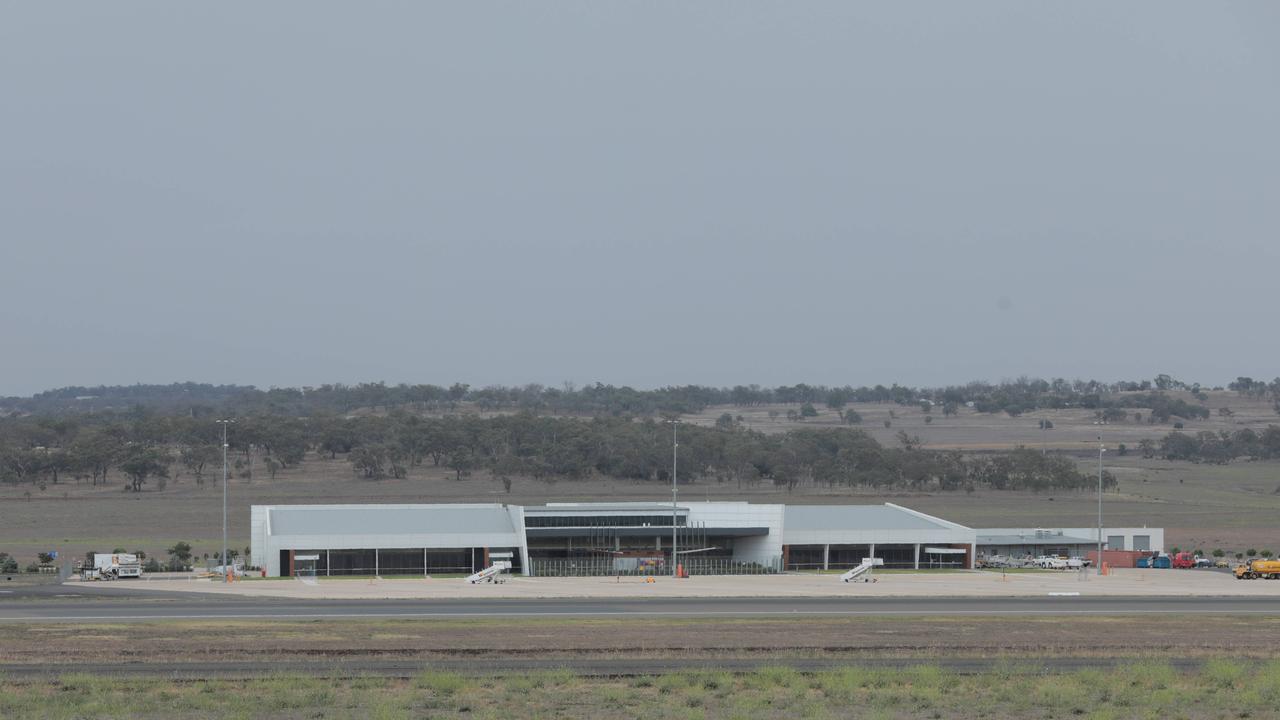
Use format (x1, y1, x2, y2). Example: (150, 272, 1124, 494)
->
(1234, 558, 1280, 580)
(92, 553, 142, 579)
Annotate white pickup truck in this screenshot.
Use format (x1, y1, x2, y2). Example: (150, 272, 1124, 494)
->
(1034, 556, 1089, 570)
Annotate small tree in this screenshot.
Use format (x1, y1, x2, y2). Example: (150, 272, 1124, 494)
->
(1247, 548, 1257, 557)
(715, 413, 735, 430)
(447, 448, 475, 480)
(799, 403, 818, 418)
(924, 416, 933, 424)
(351, 446, 387, 479)
(37, 552, 55, 565)
(1170, 546, 1180, 554)
(118, 446, 172, 492)
(883, 420, 891, 429)
(1117, 443, 1128, 456)
(1262, 550, 1274, 558)
(1212, 549, 1225, 558)
(167, 541, 193, 570)
(842, 410, 863, 425)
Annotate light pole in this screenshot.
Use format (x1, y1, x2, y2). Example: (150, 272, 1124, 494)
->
(668, 419, 679, 578)
(217, 419, 235, 582)
(1097, 434, 1105, 576)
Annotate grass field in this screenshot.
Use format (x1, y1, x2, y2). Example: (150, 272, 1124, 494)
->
(2, 390, 1278, 564)
(7, 616, 1280, 665)
(685, 390, 1280, 451)
(5, 661, 1280, 719)
(5, 616, 1280, 718)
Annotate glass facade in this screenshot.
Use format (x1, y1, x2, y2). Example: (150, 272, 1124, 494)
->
(280, 548, 520, 577)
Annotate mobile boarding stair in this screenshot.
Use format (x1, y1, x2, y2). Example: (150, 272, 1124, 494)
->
(840, 557, 884, 583)
(466, 560, 512, 584)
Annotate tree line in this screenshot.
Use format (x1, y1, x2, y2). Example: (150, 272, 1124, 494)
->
(8, 373, 1275, 422)
(1147, 427, 1280, 465)
(0, 410, 1115, 495)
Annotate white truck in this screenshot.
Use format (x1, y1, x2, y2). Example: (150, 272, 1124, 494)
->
(93, 553, 143, 579)
(1033, 556, 1089, 570)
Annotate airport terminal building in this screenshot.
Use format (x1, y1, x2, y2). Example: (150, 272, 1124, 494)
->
(250, 501, 1164, 577)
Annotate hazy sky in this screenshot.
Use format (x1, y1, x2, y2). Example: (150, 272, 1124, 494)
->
(3, 3, 1277, 396)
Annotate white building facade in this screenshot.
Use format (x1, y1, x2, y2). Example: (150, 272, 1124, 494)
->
(250, 501, 1160, 577)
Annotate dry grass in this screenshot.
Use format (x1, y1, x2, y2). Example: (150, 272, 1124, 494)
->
(5, 660, 1280, 719)
(6, 616, 1280, 666)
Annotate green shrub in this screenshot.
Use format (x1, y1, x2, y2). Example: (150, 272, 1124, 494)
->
(1202, 659, 1246, 689)
(416, 671, 466, 696)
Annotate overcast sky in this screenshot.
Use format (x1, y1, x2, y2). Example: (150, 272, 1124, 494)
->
(2, 3, 1277, 396)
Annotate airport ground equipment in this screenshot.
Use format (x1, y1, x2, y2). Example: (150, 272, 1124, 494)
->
(1135, 554, 1175, 569)
(1172, 552, 1197, 569)
(92, 553, 142, 579)
(1233, 559, 1280, 580)
(466, 560, 512, 584)
(841, 557, 884, 582)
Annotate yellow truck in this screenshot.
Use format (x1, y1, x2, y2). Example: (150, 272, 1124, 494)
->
(1233, 559, 1280, 580)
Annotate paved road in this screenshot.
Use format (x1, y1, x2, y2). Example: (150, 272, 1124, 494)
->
(0, 585, 1277, 621)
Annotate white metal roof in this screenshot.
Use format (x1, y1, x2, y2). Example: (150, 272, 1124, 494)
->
(267, 504, 518, 538)
(784, 504, 959, 532)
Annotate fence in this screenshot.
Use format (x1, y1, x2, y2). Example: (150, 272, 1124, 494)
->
(530, 556, 781, 577)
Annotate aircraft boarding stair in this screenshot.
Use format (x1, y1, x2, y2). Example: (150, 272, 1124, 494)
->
(466, 560, 512, 584)
(840, 557, 884, 582)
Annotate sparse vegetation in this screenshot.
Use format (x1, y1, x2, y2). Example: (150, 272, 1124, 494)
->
(3, 662, 1280, 719)
(7, 374, 1262, 424)
(1, 410, 1119, 495)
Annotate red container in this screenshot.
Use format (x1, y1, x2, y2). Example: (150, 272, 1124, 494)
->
(1086, 550, 1145, 569)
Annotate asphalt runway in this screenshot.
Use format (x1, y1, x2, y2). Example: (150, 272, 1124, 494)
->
(1, 584, 1277, 622)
